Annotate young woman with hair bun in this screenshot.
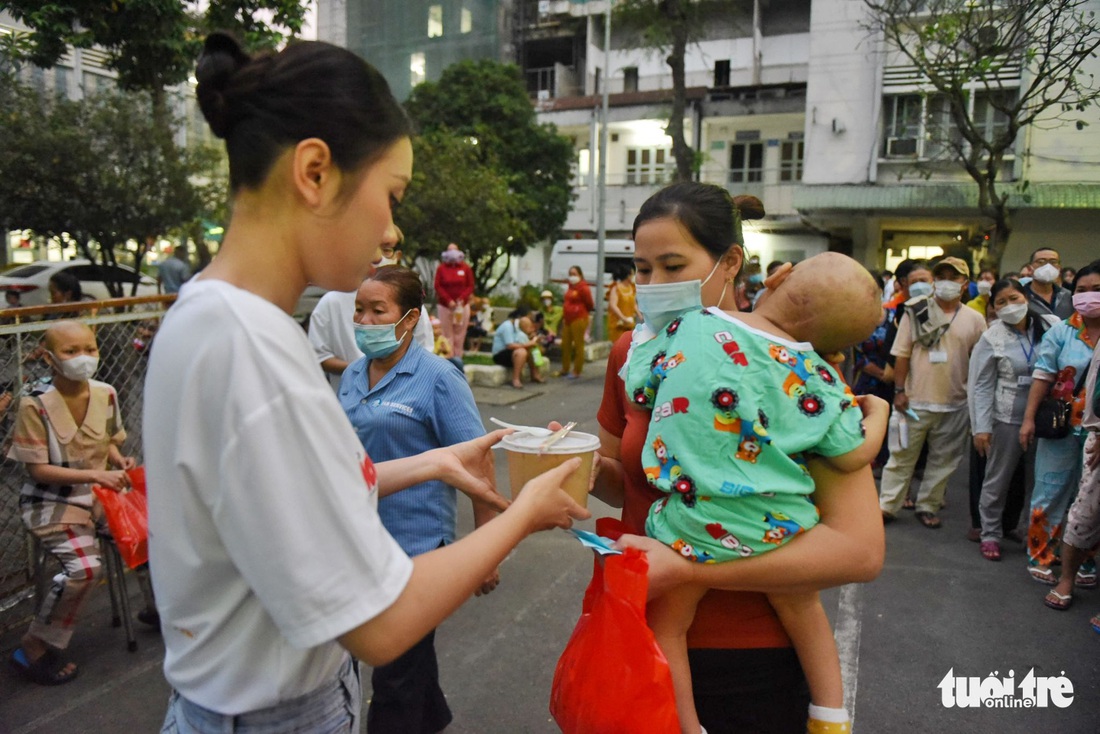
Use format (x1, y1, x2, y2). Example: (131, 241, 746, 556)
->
(143, 33, 588, 730)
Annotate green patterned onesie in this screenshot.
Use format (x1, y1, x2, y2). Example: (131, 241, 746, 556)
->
(622, 307, 865, 563)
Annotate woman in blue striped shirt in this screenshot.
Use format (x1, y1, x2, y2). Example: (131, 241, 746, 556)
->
(340, 266, 497, 734)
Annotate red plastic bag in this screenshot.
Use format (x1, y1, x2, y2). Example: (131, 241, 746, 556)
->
(550, 519, 679, 734)
(92, 467, 148, 569)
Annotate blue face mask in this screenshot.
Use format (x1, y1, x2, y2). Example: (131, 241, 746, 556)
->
(634, 255, 726, 332)
(354, 309, 413, 359)
(907, 281, 933, 299)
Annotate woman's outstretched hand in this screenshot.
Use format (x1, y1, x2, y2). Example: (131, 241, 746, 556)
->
(614, 534, 695, 599)
(431, 430, 511, 512)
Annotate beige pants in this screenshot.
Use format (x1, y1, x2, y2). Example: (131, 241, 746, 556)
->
(879, 407, 970, 515)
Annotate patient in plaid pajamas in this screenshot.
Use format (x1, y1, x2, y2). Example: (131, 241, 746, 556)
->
(6, 320, 135, 686)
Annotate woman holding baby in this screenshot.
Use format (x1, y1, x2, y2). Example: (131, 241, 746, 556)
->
(592, 182, 887, 734)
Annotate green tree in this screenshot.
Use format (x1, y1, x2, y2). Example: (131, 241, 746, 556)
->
(397, 131, 534, 294)
(4, 1, 309, 126)
(0, 82, 202, 295)
(404, 60, 575, 264)
(612, 0, 746, 181)
(864, 0, 1100, 268)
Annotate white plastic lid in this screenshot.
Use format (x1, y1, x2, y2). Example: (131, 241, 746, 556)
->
(499, 430, 600, 455)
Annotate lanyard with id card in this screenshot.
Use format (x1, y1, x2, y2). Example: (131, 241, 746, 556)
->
(928, 308, 960, 364)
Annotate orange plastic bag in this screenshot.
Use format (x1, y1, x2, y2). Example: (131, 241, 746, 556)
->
(92, 467, 148, 569)
(550, 519, 678, 734)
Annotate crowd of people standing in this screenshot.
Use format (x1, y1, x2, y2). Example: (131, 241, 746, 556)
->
(6, 30, 1100, 734)
(860, 249, 1100, 629)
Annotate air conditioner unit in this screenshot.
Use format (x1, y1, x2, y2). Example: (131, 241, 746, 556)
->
(537, 89, 551, 101)
(886, 137, 918, 157)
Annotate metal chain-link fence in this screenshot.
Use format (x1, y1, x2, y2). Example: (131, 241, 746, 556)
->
(0, 296, 173, 632)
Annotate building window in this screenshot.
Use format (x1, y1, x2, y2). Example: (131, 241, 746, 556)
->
(883, 94, 922, 157)
(729, 142, 764, 183)
(780, 139, 804, 182)
(714, 59, 731, 88)
(461, 5, 473, 33)
(623, 67, 638, 93)
(974, 90, 1014, 144)
(410, 52, 426, 87)
(883, 91, 1013, 159)
(573, 147, 591, 188)
(428, 5, 443, 38)
(626, 148, 672, 185)
(54, 66, 70, 99)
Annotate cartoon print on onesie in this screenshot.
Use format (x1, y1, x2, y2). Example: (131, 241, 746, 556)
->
(768, 343, 827, 417)
(644, 436, 698, 507)
(762, 511, 806, 546)
(711, 387, 772, 464)
(705, 522, 755, 557)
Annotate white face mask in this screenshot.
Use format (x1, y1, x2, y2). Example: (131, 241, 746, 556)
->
(51, 352, 98, 382)
(996, 303, 1029, 325)
(934, 280, 963, 301)
(976, 280, 993, 297)
(1032, 263, 1060, 283)
(908, 281, 934, 299)
(567, 275, 581, 284)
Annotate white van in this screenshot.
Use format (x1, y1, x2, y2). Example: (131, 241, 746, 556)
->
(549, 238, 635, 286)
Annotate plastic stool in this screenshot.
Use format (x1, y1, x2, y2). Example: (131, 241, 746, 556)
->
(30, 532, 138, 653)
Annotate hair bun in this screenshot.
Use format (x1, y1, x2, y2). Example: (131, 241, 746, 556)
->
(195, 32, 250, 139)
(732, 194, 765, 221)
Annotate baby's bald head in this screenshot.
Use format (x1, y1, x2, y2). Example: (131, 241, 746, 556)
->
(756, 252, 883, 353)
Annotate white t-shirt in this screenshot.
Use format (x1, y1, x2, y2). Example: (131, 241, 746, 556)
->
(144, 279, 413, 714)
(308, 290, 363, 392)
(309, 290, 436, 391)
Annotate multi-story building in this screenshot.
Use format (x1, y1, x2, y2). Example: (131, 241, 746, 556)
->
(331, 0, 1100, 280)
(799, 0, 1100, 272)
(321, 0, 827, 285)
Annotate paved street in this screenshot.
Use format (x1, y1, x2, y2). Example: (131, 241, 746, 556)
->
(2, 355, 1098, 733)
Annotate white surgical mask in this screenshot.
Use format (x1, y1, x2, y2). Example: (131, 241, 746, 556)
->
(908, 281, 934, 299)
(996, 303, 1029, 325)
(50, 352, 98, 382)
(1032, 263, 1060, 284)
(934, 280, 963, 301)
(635, 255, 725, 333)
(567, 275, 580, 285)
(976, 280, 992, 297)
(375, 255, 400, 268)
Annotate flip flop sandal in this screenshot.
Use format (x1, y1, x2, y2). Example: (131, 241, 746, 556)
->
(980, 540, 1001, 561)
(915, 511, 942, 529)
(902, 498, 916, 510)
(9, 648, 79, 686)
(1044, 590, 1073, 611)
(1028, 566, 1057, 585)
(1075, 569, 1099, 590)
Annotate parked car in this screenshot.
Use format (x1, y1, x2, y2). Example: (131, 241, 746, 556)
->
(0, 259, 160, 306)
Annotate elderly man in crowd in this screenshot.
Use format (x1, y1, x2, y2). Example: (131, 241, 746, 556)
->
(880, 257, 988, 528)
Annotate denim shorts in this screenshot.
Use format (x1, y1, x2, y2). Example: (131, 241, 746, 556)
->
(161, 655, 360, 734)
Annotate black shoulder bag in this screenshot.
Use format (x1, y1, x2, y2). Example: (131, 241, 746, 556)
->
(1034, 367, 1089, 440)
